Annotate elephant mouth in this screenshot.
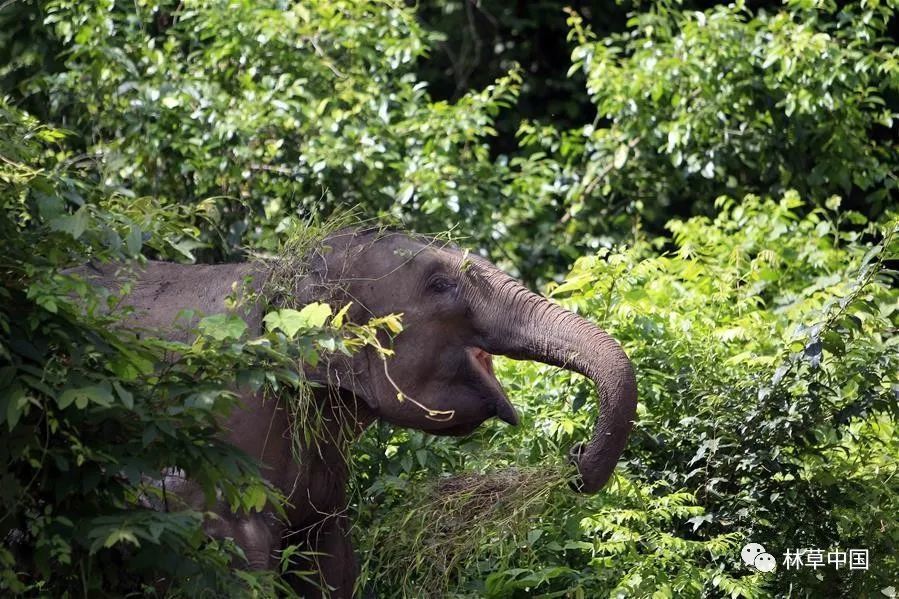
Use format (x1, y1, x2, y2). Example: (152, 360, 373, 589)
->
(469, 347, 519, 427)
(427, 348, 520, 436)
(472, 347, 494, 374)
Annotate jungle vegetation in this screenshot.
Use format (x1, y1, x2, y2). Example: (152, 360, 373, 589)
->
(1, 0, 897, 596)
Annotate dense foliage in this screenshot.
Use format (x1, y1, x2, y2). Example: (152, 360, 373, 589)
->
(4, 0, 896, 279)
(1, 0, 897, 596)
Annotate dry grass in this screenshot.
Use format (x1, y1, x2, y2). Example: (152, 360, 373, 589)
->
(358, 465, 569, 596)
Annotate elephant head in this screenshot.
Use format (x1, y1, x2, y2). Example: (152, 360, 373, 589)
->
(299, 228, 637, 492)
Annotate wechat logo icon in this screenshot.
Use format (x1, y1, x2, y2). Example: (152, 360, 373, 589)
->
(742, 542, 776, 572)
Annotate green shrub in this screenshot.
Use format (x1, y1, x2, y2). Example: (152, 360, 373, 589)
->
(2, 0, 517, 262)
(7, 1, 895, 282)
(504, 0, 899, 276)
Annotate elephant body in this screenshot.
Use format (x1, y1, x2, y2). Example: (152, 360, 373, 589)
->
(73, 259, 364, 593)
(71, 228, 638, 597)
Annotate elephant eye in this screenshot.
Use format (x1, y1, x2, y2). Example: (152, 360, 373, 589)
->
(427, 276, 457, 294)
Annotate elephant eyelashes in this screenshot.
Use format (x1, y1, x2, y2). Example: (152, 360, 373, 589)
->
(427, 276, 457, 293)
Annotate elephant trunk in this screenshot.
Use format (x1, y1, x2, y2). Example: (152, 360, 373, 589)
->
(472, 266, 637, 493)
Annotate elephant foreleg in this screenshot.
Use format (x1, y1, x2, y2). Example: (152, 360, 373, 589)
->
(286, 515, 358, 598)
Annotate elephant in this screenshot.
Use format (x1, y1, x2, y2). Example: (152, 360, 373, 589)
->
(72, 227, 637, 597)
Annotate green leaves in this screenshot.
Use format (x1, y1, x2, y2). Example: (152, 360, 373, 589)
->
(48, 206, 89, 240)
(263, 302, 332, 337)
(57, 384, 115, 409)
(1, 384, 29, 430)
(522, 1, 899, 277)
(198, 313, 248, 341)
(15, 0, 517, 262)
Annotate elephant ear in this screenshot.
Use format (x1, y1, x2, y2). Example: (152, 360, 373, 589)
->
(338, 302, 386, 413)
(291, 227, 388, 415)
(305, 298, 384, 415)
(325, 349, 381, 414)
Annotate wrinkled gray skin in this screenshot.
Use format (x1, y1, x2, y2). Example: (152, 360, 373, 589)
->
(73, 228, 637, 597)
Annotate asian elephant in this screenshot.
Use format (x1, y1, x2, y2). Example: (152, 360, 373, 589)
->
(73, 227, 637, 597)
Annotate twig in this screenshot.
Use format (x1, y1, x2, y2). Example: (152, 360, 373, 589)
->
(561, 135, 642, 224)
